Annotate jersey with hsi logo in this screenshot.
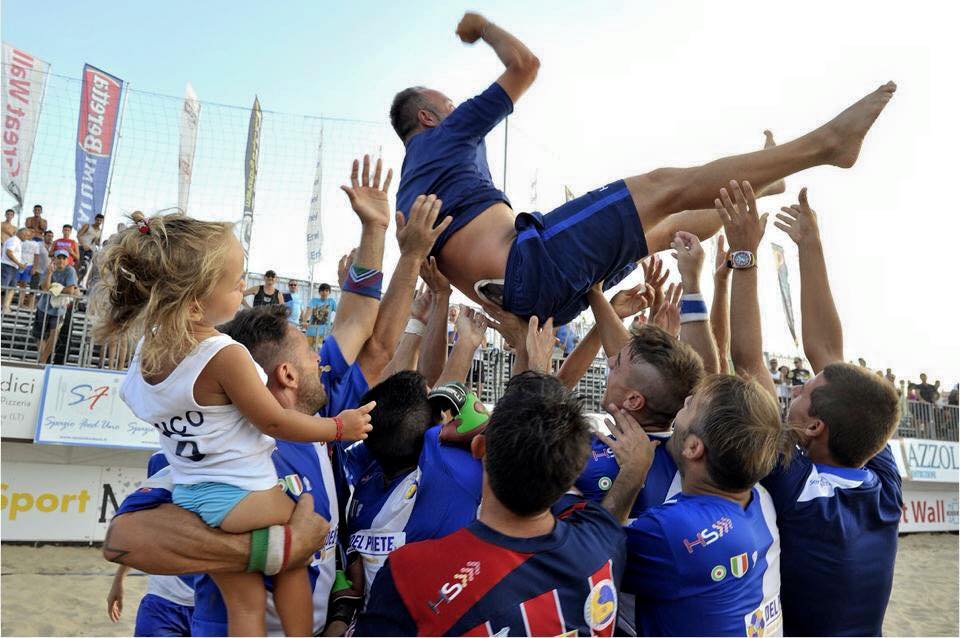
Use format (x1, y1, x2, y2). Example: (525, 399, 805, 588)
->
(354, 501, 626, 637)
(623, 487, 782, 637)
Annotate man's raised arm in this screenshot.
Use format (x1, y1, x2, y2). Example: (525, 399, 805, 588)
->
(332, 156, 391, 363)
(671, 231, 720, 374)
(717, 181, 777, 399)
(774, 188, 843, 372)
(455, 12, 540, 104)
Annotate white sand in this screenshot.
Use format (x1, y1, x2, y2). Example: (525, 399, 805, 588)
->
(1, 534, 958, 636)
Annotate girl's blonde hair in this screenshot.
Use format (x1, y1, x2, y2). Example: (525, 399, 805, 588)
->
(92, 211, 236, 377)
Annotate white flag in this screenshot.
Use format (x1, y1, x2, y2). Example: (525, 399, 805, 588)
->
(306, 129, 324, 278)
(1, 43, 49, 210)
(178, 82, 200, 214)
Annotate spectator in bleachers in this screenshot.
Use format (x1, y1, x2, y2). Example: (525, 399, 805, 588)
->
(16, 230, 44, 310)
(2, 227, 31, 313)
(885, 368, 896, 385)
(244, 269, 283, 307)
(776, 364, 792, 401)
(31, 231, 53, 298)
(51, 224, 80, 267)
(24, 204, 47, 237)
(1, 209, 15, 243)
(305, 282, 336, 350)
(789, 356, 812, 385)
(555, 323, 577, 359)
(34, 249, 78, 363)
(284, 279, 305, 328)
(914, 373, 938, 403)
(77, 213, 104, 280)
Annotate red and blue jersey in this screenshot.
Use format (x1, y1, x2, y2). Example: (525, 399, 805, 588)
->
(623, 488, 783, 637)
(354, 501, 625, 637)
(345, 426, 483, 600)
(760, 445, 902, 636)
(397, 82, 513, 256)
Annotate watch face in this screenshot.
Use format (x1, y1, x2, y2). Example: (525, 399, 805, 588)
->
(732, 251, 753, 268)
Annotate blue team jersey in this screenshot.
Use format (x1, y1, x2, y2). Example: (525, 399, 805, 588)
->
(624, 488, 783, 637)
(397, 82, 513, 256)
(345, 425, 482, 599)
(574, 432, 680, 519)
(118, 442, 340, 637)
(760, 445, 902, 636)
(355, 501, 625, 637)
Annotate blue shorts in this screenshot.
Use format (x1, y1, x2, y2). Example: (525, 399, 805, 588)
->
(134, 593, 193, 637)
(172, 482, 250, 527)
(17, 265, 32, 283)
(503, 180, 647, 325)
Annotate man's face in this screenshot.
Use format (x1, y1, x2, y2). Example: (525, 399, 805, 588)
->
(319, 288, 329, 299)
(284, 325, 327, 413)
(32, 207, 41, 217)
(602, 344, 633, 409)
(53, 254, 68, 271)
(793, 359, 802, 369)
(288, 281, 298, 294)
(94, 216, 104, 227)
(769, 359, 777, 370)
(43, 231, 53, 245)
(419, 89, 456, 125)
(920, 374, 927, 383)
(4, 211, 14, 222)
(787, 372, 827, 439)
(62, 227, 72, 238)
(264, 274, 276, 286)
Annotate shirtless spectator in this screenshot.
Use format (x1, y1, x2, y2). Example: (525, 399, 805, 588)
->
(1, 209, 15, 243)
(25, 204, 47, 237)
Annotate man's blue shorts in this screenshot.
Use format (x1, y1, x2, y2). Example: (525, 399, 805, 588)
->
(503, 180, 647, 325)
(17, 265, 32, 283)
(134, 593, 193, 637)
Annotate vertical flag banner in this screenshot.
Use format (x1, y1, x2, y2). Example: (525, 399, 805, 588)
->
(771, 243, 799, 346)
(306, 128, 323, 279)
(239, 96, 262, 270)
(72, 64, 124, 229)
(177, 82, 200, 214)
(563, 185, 575, 202)
(1, 44, 50, 211)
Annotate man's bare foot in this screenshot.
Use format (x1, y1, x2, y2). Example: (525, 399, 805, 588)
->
(757, 130, 786, 196)
(820, 82, 897, 168)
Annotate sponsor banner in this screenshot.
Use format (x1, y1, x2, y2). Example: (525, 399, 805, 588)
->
(1, 43, 50, 209)
(72, 63, 124, 229)
(900, 438, 959, 483)
(35, 365, 159, 449)
(0, 363, 45, 440)
(0, 461, 146, 541)
(177, 82, 200, 214)
(900, 487, 959, 532)
(771, 243, 798, 346)
(238, 95, 262, 269)
(306, 129, 323, 278)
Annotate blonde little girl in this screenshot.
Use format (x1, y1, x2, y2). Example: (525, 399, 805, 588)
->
(95, 211, 374, 636)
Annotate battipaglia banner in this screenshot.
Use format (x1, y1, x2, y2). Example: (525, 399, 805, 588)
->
(238, 95, 262, 270)
(306, 128, 323, 278)
(771, 243, 798, 346)
(177, 82, 200, 214)
(1, 44, 50, 211)
(72, 64, 125, 229)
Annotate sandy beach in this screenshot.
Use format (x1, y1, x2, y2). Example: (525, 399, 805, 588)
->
(1, 533, 957, 636)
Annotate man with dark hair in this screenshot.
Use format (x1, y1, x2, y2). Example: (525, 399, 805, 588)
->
(51, 224, 79, 266)
(754, 188, 902, 636)
(1, 208, 15, 243)
(390, 11, 895, 325)
(245, 269, 283, 307)
(788, 356, 811, 385)
(343, 370, 483, 601)
(25, 204, 47, 237)
(914, 372, 938, 403)
(356, 371, 628, 636)
(307, 282, 337, 350)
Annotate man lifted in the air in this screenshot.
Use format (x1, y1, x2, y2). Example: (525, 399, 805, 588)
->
(388, 12, 895, 325)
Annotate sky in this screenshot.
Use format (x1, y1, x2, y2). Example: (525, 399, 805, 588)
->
(2, 0, 957, 383)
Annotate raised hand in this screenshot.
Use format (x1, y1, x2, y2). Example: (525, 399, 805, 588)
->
(396, 194, 453, 259)
(670, 231, 705, 285)
(775, 187, 821, 248)
(525, 316, 557, 373)
(715, 180, 768, 253)
(481, 302, 528, 350)
(641, 255, 670, 318)
(598, 405, 658, 482)
(652, 282, 682, 338)
(419, 256, 450, 294)
(336, 401, 376, 441)
(340, 155, 393, 229)
(337, 249, 357, 288)
(610, 282, 656, 320)
(456, 12, 489, 43)
(409, 285, 433, 324)
(714, 234, 731, 281)
(456, 306, 490, 350)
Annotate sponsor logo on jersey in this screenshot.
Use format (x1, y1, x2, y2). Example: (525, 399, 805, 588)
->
(597, 476, 612, 491)
(427, 560, 482, 613)
(404, 479, 419, 500)
(682, 516, 734, 553)
(751, 550, 758, 566)
(583, 579, 617, 632)
(730, 552, 749, 578)
(591, 447, 615, 462)
(744, 595, 782, 637)
(710, 564, 727, 581)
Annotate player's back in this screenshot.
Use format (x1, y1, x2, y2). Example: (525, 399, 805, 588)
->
(761, 446, 902, 636)
(355, 501, 625, 636)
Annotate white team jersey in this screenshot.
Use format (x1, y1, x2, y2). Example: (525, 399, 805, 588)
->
(121, 334, 277, 491)
(146, 575, 195, 607)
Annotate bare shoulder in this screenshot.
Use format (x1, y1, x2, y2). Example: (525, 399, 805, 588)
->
(194, 342, 251, 406)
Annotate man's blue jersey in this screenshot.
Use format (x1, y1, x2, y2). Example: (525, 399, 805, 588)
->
(345, 425, 482, 599)
(574, 432, 680, 520)
(355, 501, 625, 637)
(397, 82, 513, 256)
(761, 445, 902, 636)
(624, 488, 783, 637)
(118, 441, 340, 637)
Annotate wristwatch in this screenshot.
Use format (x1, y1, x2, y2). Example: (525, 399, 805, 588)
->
(727, 250, 757, 269)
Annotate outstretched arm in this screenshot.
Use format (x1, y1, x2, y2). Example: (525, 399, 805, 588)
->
(417, 258, 451, 387)
(332, 156, 392, 363)
(672, 231, 720, 374)
(436, 308, 489, 385)
(717, 180, 777, 399)
(774, 188, 842, 372)
(380, 287, 432, 378)
(711, 235, 732, 374)
(456, 13, 540, 103)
